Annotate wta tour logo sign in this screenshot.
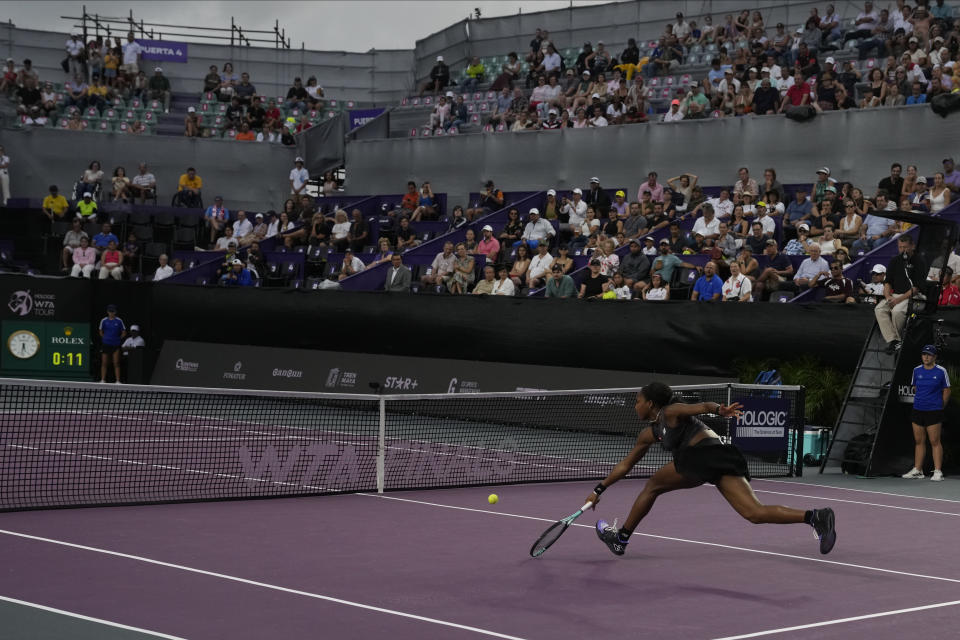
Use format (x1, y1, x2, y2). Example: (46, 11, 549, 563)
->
(732, 398, 791, 452)
(7, 290, 56, 317)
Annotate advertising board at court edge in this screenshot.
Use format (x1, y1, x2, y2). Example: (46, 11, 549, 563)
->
(7, 290, 55, 318)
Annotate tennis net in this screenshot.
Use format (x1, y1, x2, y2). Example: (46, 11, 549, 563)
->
(0, 378, 804, 511)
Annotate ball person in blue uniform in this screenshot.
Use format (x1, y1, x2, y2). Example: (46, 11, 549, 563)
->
(586, 382, 837, 555)
(99, 304, 127, 383)
(902, 345, 950, 481)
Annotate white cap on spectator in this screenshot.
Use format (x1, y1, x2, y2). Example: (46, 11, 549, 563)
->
(130, 325, 140, 331)
(824, 57, 835, 65)
(548, 108, 558, 115)
(255, 212, 264, 218)
(909, 36, 919, 43)
(154, 67, 162, 72)
(590, 176, 600, 183)
(761, 67, 770, 73)
(445, 90, 454, 97)
(547, 189, 557, 196)
(83, 191, 92, 198)
(295, 156, 304, 163)
(872, 264, 887, 274)
(918, 176, 928, 184)
(187, 106, 196, 113)
(748, 67, 757, 73)
(482, 224, 493, 231)
(436, 55, 444, 62)
(529, 207, 540, 215)
(798, 223, 810, 231)
(828, 177, 837, 184)
(232, 258, 243, 265)
(724, 68, 733, 74)
(597, 40, 604, 45)
(591, 92, 601, 98)
(572, 187, 583, 194)
(5, 57, 13, 63)
(582, 70, 590, 77)
(796, 27, 803, 34)
(817, 167, 830, 175)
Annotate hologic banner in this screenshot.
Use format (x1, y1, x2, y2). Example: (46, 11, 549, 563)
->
(151, 340, 729, 394)
(348, 108, 386, 130)
(731, 398, 792, 452)
(136, 39, 188, 63)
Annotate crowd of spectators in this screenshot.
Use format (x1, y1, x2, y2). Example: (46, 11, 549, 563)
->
(420, 2, 959, 133)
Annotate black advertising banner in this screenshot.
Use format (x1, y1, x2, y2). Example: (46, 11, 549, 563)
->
(1, 274, 91, 322)
(151, 341, 730, 393)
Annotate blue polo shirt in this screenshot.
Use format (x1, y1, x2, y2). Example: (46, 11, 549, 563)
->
(93, 232, 119, 249)
(912, 364, 950, 411)
(693, 274, 723, 301)
(99, 316, 126, 346)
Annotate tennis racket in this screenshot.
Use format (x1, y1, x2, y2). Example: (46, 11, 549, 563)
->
(529, 501, 594, 558)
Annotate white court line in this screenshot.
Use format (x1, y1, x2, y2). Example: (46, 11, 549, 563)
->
(0, 529, 527, 640)
(362, 493, 960, 585)
(0, 594, 187, 639)
(753, 478, 960, 504)
(709, 599, 960, 640)
(753, 489, 960, 518)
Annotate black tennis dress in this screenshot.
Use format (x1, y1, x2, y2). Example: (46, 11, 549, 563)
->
(650, 411, 751, 484)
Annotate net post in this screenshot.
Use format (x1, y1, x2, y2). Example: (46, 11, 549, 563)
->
(794, 386, 805, 477)
(376, 396, 386, 493)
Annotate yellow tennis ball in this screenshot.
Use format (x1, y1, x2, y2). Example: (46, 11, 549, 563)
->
(488, 494, 499, 505)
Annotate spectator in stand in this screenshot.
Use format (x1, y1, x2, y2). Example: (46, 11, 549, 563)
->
(215, 229, 236, 251)
(129, 163, 156, 204)
(577, 259, 608, 298)
(217, 62, 238, 101)
(858, 263, 887, 304)
(819, 261, 856, 303)
(471, 180, 504, 219)
(444, 242, 475, 294)
(692, 203, 721, 240)
(521, 208, 555, 248)
(752, 239, 795, 300)
(447, 94, 468, 131)
(329, 209, 350, 251)
(543, 263, 576, 298)
(793, 243, 831, 290)
(429, 93, 451, 130)
(246, 96, 266, 130)
(648, 239, 698, 288)
(421, 241, 456, 287)
(0, 58, 17, 96)
(284, 77, 308, 112)
(98, 240, 123, 280)
(498, 208, 523, 254)
(690, 261, 723, 301)
(462, 56, 485, 94)
(147, 67, 171, 113)
(76, 161, 104, 201)
(43, 185, 69, 223)
(221, 258, 254, 286)
(722, 260, 753, 302)
(175, 167, 203, 208)
(733, 167, 759, 198)
(232, 210, 253, 244)
(526, 242, 554, 289)
(348, 209, 369, 253)
(65, 32, 85, 79)
(184, 106, 204, 137)
(235, 72, 256, 106)
(928, 173, 951, 213)
(82, 74, 111, 114)
(585, 177, 611, 214)
(395, 216, 420, 251)
(289, 157, 309, 196)
(837, 200, 864, 245)
(60, 218, 87, 271)
(111, 166, 130, 202)
(204, 195, 229, 246)
(76, 191, 98, 221)
(382, 253, 411, 293)
(337, 248, 366, 281)
(938, 267, 960, 306)
(120, 32, 142, 80)
(637, 171, 664, 203)
(153, 254, 173, 281)
(203, 64, 221, 96)
(619, 239, 650, 294)
(477, 225, 500, 262)
(490, 264, 515, 296)
(303, 76, 324, 109)
(508, 244, 531, 287)
(420, 55, 450, 97)
(70, 236, 96, 278)
(643, 271, 670, 301)
(234, 122, 255, 141)
(942, 158, 960, 196)
(224, 95, 244, 129)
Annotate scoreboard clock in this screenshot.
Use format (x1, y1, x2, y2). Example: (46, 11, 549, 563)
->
(1, 321, 91, 379)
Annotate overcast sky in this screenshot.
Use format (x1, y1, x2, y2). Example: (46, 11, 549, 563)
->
(1, 1, 617, 51)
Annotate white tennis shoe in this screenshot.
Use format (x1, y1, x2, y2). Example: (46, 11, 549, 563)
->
(931, 470, 944, 482)
(902, 468, 925, 479)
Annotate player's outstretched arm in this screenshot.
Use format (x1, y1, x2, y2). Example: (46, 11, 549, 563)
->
(585, 427, 655, 508)
(663, 401, 743, 424)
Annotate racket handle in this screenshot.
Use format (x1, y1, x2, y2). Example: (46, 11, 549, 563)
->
(580, 501, 594, 512)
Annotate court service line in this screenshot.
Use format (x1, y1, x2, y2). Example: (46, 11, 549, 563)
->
(0, 529, 528, 640)
(0, 595, 187, 640)
(752, 478, 960, 504)
(709, 598, 960, 640)
(752, 489, 960, 518)
(363, 494, 960, 585)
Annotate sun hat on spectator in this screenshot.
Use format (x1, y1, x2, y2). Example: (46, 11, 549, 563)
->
(572, 187, 583, 195)
(817, 167, 830, 176)
(547, 189, 557, 196)
(482, 224, 493, 232)
(872, 264, 887, 274)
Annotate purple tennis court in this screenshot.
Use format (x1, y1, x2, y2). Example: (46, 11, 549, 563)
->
(1, 478, 960, 639)
(3, 380, 960, 638)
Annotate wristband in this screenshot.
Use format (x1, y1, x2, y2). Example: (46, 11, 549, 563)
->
(593, 483, 606, 496)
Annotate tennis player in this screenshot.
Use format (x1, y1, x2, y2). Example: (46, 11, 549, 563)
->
(586, 382, 836, 556)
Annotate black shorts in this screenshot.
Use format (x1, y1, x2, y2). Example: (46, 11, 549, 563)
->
(912, 409, 944, 427)
(101, 344, 119, 355)
(673, 441, 751, 485)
